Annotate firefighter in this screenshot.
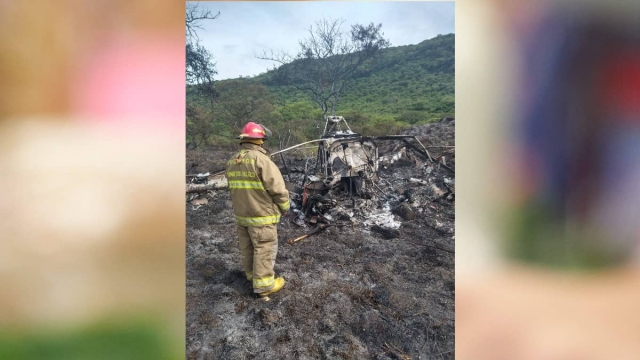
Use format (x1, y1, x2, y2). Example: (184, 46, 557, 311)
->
(226, 122, 290, 297)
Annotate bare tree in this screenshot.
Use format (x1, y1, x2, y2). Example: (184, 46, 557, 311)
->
(258, 18, 390, 119)
(186, 3, 220, 43)
(186, 3, 220, 101)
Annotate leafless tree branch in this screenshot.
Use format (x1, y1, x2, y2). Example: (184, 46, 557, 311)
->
(186, 3, 220, 43)
(257, 17, 390, 119)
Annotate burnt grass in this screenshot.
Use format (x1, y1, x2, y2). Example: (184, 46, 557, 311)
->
(186, 120, 455, 360)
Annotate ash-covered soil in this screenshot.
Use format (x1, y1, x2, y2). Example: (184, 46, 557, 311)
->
(186, 119, 455, 360)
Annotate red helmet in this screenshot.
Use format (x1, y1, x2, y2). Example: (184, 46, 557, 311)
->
(238, 122, 271, 139)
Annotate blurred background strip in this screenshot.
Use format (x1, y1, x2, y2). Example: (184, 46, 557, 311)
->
(457, 0, 640, 359)
(0, 1, 185, 359)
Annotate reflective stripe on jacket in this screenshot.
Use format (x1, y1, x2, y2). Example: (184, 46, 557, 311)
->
(226, 143, 290, 226)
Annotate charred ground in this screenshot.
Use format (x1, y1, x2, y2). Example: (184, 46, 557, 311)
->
(186, 118, 455, 360)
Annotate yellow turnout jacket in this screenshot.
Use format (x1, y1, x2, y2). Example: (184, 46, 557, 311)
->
(226, 143, 290, 226)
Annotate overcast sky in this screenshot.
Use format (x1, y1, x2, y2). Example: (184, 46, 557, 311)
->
(189, 1, 455, 80)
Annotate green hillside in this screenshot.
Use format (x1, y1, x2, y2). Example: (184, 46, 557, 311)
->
(187, 33, 454, 148)
(257, 33, 454, 118)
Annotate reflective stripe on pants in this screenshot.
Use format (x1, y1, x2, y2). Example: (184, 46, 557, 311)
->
(235, 214, 280, 226)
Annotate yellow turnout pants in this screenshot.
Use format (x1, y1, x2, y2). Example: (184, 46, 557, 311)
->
(236, 224, 278, 293)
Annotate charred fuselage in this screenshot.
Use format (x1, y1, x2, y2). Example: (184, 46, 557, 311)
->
(317, 116, 378, 194)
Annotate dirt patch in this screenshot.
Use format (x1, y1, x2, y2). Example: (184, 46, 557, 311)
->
(186, 121, 454, 359)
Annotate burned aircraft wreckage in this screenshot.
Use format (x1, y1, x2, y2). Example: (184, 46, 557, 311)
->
(272, 116, 453, 235)
(272, 116, 379, 196)
(187, 115, 455, 239)
(276, 116, 448, 185)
